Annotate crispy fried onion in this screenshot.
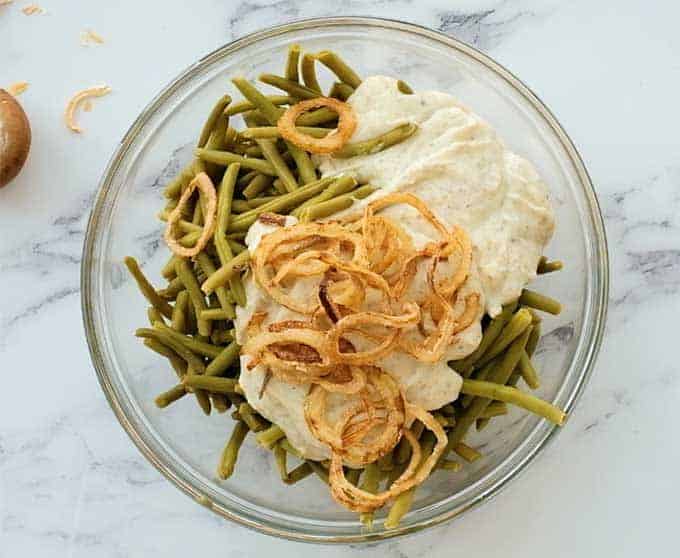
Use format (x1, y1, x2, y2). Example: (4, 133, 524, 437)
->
(304, 369, 404, 466)
(277, 97, 357, 154)
(163, 172, 217, 258)
(327, 402, 448, 512)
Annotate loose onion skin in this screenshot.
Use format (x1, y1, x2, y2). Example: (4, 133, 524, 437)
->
(0, 89, 31, 188)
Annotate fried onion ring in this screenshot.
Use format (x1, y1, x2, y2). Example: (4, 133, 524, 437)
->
(277, 97, 357, 154)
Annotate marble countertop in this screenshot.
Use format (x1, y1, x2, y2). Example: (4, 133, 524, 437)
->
(2, 1, 679, 556)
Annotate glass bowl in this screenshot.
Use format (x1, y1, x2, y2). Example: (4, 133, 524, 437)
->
(81, 17, 608, 543)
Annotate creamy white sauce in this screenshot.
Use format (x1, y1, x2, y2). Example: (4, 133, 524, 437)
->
(237, 77, 555, 459)
(317, 76, 555, 317)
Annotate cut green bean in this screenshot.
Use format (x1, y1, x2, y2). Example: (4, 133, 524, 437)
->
(143, 338, 187, 379)
(359, 463, 381, 527)
(147, 306, 165, 327)
(197, 94, 231, 148)
(446, 327, 531, 455)
(258, 73, 319, 100)
(256, 425, 286, 449)
(136, 326, 207, 372)
(307, 460, 329, 484)
(476, 308, 533, 367)
(161, 255, 179, 279)
(439, 459, 462, 471)
(238, 403, 269, 432)
(228, 177, 335, 232)
(328, 81, 354, 101)
(453, 442, 481, 463)
(291, 175, 357, 216)
(201, 250, 250, 295)
(301, 53, 322, 93)
(315, 50, 361, 88)
(155, 384, 187, 408)
(231, 200, 251, 213)
(175, 259, 211, 337)
(284, 462, 313, 485)
(225, 95, 293, 117)
(211, 394, 231, 413)
(242, 173, 273, 198)
(285, 43, 301, 82)
(210, 328, 235, 345)
(196, 252, 235, 319)
(526, 322, 541, 357)
(199, 308, 231, 321)
(240, 126, 330, 140)
(518, 350, 540, 389)
(333, 123, 417, 159)
(195, 149, 276, 175)
(183, 375, 238, 393)
(461, 379, 567, 425)
(298, 184, 375, 222)
(218, 421, 249, 479)
(519, 289, 562, 315)
(205, 341, 240, 377)
(296, 106, 339, 126)
(163, 163, 195, 199)
(124, 257, 174, 319)
(537, 258, 563, 274)
(257, 139, 298, 192)
(279, 439, 303, 459)
(479, 401, 508, 419)
(345, 467, 362, 487)
(149, 321, 221, 359)
(274, 443, 288, 483)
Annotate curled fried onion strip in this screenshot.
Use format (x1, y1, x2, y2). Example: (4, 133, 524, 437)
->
(163, 172, 217, 258)
(277, 97, 357, 154)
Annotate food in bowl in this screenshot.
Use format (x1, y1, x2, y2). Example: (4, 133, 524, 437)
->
(125, 44, 566, 529)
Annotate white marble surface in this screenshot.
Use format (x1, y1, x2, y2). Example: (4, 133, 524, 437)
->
(1, 1, 679, 556)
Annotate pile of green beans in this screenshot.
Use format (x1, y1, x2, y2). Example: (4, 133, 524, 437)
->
(125, 42, 567, 531)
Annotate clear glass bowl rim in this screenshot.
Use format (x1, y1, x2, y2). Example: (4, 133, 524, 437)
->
(81, 16, 609, 544)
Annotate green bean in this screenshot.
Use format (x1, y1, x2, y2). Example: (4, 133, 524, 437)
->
(314, 51, 360, 88)
(194, 149, 276, 175)
(257, 139, 298, 192)
(291, 175, 357, 216)
(218, 421, 249, 479)
(175, 259, 212, 337)
(279, 439, 303, 459)
(228, 239, 247, 254)
(285, 43, 301, 82)
(258, 73, 319, 100)
(205, 341, 240, 377)
(234, 78, 317, 184)
(163, 162, 195, 199)
(384, 431, 436, 529)
(328, 81, 354, 101)
(284, 462, 314, 485)
(232, 143, 264, 157)
(183, 375, 238, 393)
(519, 289, 562, 315)
(155, 384, 187, 408)
(136, 326, 207, 371)
(451, 302, 517, 371)
(333, 123, 417, 159)
(236, 169, 258, 187)
(202, 105, 231, 177)
(199, 308, 231, 321)
(307, 460, 329, 484)
(461, 379, 567, 425)
(231, 200, 251, 213)
(242, 173, 273, 199)
(395, 420, 425, 465)
(161, 255, 179, 279)
(526, 322, 541, 357)
(518, 350, 540, 389)
(460, 358, 498, 408)
(453, 442, 481, 463)
(256, 424, 286, 449)
(345, 467, 362, 487)
(149, 321, 221, 358)
(537, 258, 563, 274)
(440, 404, 456, 416)
(296, 106, 338, 126)
(240, 126, 330, 140)
(359, 463, 381, 527)
(439, 459, 462, 471)
(157, 212, 202, 234)
(271, 178, 287, 194)
(147, 306, 165, 327)
(246, 196, 277, 208)
(211, 394, 231, 413)
(238, 403, 269, 432)
(274, 443, 288, 483)
(210, 328, 235, 345)
(124, 257, 173, 319)
(446, 327, 531, 455)
(297, 184, 375, 222)
(197, 94, 231, 148)
(225, 95, 294, 117)
(476, 308, 533, 367)
(196, 252, 236, 319)
(201, 250, 250, 295)
(224, 126, 238, 149)
(378, 452, 394, 472)
(143, 338, 187, 379)
(397, 80, 413, 94)
(479, 401, 508, 419)
(301, 53, 322, 93)
(227, 177, 335, 232)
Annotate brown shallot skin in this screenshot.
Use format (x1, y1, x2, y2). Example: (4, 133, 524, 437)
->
(0, 89, 31, 188)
